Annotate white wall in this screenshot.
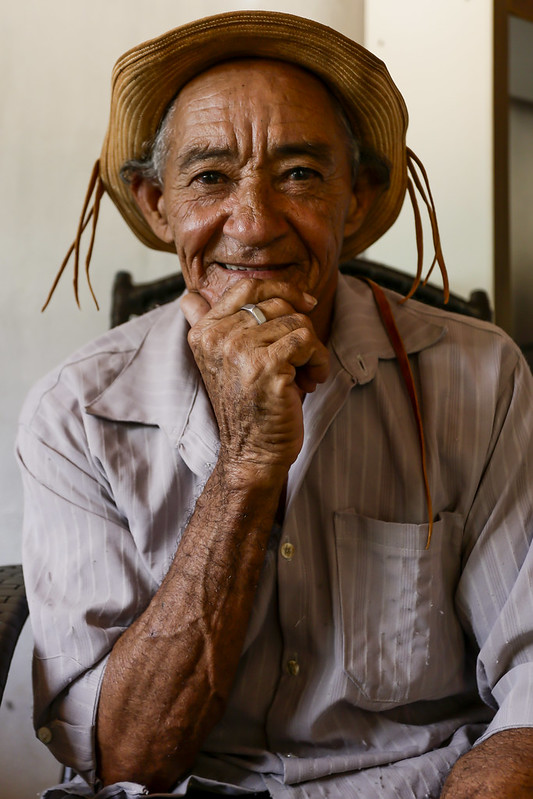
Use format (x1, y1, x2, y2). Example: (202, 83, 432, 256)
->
(365, 0, 494, 302)
(0, 2, 364, 796)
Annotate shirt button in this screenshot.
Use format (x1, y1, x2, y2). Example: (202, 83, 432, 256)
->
(281, 542, 295, 560)
(287, 658, 300, 676)
(37, 726, 53, 744)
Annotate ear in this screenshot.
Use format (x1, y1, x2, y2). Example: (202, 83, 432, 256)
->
(343, 176, 385, 239)
(130, 180, 174, 244)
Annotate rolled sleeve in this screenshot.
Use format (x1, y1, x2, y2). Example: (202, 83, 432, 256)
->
(17, 396, 157, 783)
(37, 657, 109, 786)
(481, 664, 533, 738)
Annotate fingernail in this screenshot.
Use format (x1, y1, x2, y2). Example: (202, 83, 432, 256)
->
(303, 293, 318, 307)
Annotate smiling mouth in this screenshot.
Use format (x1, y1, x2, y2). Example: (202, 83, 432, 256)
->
(217, 262, 288, 272)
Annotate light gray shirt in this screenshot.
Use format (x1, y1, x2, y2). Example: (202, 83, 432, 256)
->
(17, 275, 533, 798)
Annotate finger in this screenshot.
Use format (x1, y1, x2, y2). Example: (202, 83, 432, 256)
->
(267, 327, 330, 387)
(208, 278, 317, 320)
(239, 296, 313, 325)
(295, 360, 331, 393)
(180, 292, 211, 326)
(295, 370, 320, 394)
(236, 309, 321, 352)
(189, 298, 317, 348)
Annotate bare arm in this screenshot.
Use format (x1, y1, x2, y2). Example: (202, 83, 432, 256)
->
(96, 280, 329, 791)
(97, 457, 285, 790)
(440, 729, 533, 798)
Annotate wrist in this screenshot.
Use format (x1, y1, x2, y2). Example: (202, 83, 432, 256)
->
(216, 449, 290, 493)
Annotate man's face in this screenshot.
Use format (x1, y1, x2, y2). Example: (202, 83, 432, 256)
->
(140, 59, 367, 326)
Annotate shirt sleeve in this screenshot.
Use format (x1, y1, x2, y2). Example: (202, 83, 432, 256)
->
(455, 346, 533, 742)
(16, 384, 158, 789)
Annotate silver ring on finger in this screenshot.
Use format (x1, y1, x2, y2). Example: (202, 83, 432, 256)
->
(240, 303, 267, 325)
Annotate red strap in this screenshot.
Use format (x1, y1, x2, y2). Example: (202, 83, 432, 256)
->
(42, 159, 103, 311)
(364, 278, 434, 549)
(405, 148, 449, 303)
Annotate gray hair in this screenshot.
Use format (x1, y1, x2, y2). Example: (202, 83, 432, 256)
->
(120, 100, 177, 187)
(120, 89, 362, 189)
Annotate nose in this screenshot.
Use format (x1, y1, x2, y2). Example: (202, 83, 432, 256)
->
(222, 177, 289, 248)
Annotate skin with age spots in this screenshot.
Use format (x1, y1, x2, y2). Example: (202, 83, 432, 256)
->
(133, 58, 369, 344)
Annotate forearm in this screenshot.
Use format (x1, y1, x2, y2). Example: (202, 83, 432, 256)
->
(96, 458, 286, 791)
(440, 728, 533, 798)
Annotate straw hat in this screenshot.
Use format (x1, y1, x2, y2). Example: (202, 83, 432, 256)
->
(100, 10, 409, 262)
(47, 10, 448, 312)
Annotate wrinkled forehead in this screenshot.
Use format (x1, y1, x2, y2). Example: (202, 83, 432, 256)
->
(166, 57, 351, 141)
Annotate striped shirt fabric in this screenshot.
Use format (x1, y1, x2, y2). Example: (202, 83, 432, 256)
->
(17, 274, 533, 798)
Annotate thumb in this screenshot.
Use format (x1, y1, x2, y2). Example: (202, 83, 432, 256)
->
(180, 292, 211, 326)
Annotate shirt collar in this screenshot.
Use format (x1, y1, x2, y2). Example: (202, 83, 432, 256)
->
(330, 273, 446, 385)
(85, 302, 220, 477)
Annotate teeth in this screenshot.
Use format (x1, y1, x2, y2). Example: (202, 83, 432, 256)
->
(221, 263, 274, 271)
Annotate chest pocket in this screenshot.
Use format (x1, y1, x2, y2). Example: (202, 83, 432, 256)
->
(333, 510, 465, 710)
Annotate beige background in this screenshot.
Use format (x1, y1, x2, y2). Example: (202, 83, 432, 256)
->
(0, 0, 516, 796)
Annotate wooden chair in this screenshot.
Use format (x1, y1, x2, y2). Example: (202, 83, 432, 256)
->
(110, 257, 493, 327)
(0, 564, 28, 705)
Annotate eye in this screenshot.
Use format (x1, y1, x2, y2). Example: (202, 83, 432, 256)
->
(192, 171, 227, 186)
(287, 166, 321, 181)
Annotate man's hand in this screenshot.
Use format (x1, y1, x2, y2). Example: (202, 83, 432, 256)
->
(440, 729, 533, 798)
(181, 279, 330, 479)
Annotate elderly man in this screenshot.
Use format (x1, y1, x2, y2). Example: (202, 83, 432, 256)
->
(18, 11, 533, 799)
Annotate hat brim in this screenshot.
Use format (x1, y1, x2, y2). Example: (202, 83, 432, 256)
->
(100, 10, 409, 261)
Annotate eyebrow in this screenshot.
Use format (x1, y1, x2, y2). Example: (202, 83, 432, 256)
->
(177, 146, 234, 171)
(176, 141, 336, 171)
(275, 142, 335, 165)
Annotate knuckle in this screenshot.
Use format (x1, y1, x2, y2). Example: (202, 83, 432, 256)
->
(187, 326, 202, 349)
(285, 329, 309, 349)
(292, 312, 312, 329)
(204, 325, 229, 352)
(222, 335, 239, 358)
(297, 327, 315, 347)
(268, 297, 293, 316)
(283, 317, 313, 343)
(232, 278, 262, 298)
(188, 323, 221, 353)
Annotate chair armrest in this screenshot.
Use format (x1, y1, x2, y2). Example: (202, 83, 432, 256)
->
(111, 271, 186, 327)
(0, 564, 28, 704)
